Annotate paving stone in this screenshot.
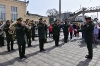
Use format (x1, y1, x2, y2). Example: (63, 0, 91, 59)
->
(0, 32, 100, 66)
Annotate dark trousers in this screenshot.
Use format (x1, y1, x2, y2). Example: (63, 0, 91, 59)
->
(0, 35, 4, 46)
(39, 39, 45, 51)
(64, 33, 69, 42)
(54, 36, 59, 46)
(32, 31, 35, 40)
(70, 32, 73, 39)
(85, 37, 93, 57)
(45, 31, 47, 42)
(49, 32, 52, 37)
(27, 37, 31, 46)
(7, 40, 14, 51)
(18, 44, 25, 58)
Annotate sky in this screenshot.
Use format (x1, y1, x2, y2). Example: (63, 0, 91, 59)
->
(21, 0, 100, 19)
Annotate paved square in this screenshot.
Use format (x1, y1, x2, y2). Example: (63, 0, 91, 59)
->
(0, 32, 100, 66)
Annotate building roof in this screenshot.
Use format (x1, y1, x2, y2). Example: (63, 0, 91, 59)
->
(27, 11, 47, 17)
(13, 0, 26, 3)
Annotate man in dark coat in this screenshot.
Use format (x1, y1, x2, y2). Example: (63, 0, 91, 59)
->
(15, 18, 27, 59)
(31, 20, 36, 41)
(52, 20, 61, 47)
(76, 17, 94, 59)
(0, 22, 4, 47)
(3, 20, 15, 52)
(63, 18, 70, 43)
(38, 18, 46, 52)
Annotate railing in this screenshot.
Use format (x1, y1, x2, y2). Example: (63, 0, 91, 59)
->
(68, 6, 100, 19)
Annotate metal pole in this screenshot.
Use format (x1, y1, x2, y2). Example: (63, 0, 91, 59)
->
(59, 0, 61, 21)
(97, 12, 98, 19)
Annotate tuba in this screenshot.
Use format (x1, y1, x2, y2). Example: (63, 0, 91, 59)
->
(25, 20, 32, 30)
(8, 20, 17, 34)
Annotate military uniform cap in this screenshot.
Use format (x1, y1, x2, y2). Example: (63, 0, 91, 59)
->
(39, 18, 43, 20)
(85, 17, 91, 20)
(65, 18, 68, 20)
(6, 20, 10, 23)
(26, 19, 29, 21)
(17, 18, 23, 21)
(55, 20, 58, 22)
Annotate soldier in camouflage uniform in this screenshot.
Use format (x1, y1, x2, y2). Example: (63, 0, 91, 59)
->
(3, 20, 15, 52)
(31, 20, 36, 41)
(25, 19, 32, 47)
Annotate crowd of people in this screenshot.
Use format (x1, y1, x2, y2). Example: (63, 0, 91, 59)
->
(0, 16, 99, 60)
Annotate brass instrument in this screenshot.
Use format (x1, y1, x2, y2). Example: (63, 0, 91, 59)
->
(25, 20, 32, 30)
(8, 20, 17, 34)
(0, 22, 6, 35)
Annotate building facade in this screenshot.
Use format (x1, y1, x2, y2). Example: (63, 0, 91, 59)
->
(0, 0, 49, 24)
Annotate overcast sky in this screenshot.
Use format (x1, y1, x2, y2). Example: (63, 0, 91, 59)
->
(21, 0, 100, 19)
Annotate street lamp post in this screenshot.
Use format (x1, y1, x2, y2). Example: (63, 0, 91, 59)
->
(59, 0, 61, 21)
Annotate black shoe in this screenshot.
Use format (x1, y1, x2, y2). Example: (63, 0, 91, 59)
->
(42, 49, 46, 51)
(32, 39, 35, 41)
(8, 50, 10, 52)
(20, 57, 23, 59)
(85, 55, 92, 59)
(11, 49, 15, 51)
(23, 55, 27, 58)
(55, 45, 60, 47)
(40, 50, 43, 52)
(28, 45, 32, 47)
(64, 41, 67, 43)
(45, 42, 48, 43)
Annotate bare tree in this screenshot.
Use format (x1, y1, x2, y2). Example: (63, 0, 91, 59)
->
(46, 8, 59, 17)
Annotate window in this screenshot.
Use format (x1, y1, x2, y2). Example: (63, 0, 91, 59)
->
(11, 6, 18, 21)
(0, 5, 6, 21)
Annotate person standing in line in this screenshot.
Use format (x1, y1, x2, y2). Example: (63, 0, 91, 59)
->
(0, 22, 4, 47)
(3, 20, 15, 52)
(38, 18, 46, 52)
(25, 19, 32, 47)
(52, 20, 61, 47)
(44, 20, 48, 43)
(75, 17, 94, 59)
(15, 18, 27, 59)
(63, 18, 70, 43)
(31, 20, 36, 41)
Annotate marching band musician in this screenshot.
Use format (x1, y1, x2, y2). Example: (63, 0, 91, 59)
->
(15, 18, 27, 59)
(52, 20, 61, 47)
(0, 22, 4, 47)
(3, 20, 14, 52)
(31, 20, 36, 41)
(25, 19, 32, 47)
(38, 18, 46, 52)
(43, 20, 48, 43)
(63, 18, 70, 43)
